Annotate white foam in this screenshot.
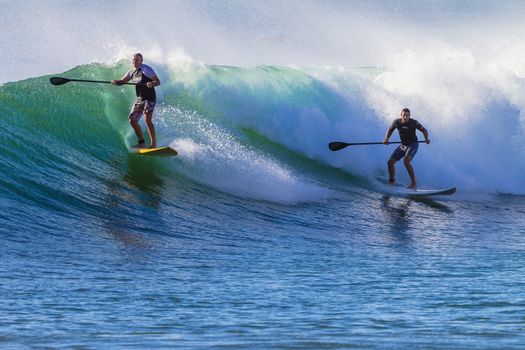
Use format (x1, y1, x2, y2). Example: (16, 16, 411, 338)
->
(157, 55, 525, 195)
(157, 107, 333, 204)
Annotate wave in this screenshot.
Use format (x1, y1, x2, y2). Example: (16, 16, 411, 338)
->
(0, 56, 524, 211)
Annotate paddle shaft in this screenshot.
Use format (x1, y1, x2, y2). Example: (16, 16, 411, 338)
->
(344, 140, 426, 146)
(329, 140, 427, 151)
(67, 78, 138, 85)
(50, 77, 143, 86)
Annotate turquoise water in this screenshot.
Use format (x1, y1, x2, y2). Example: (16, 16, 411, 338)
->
(1, 62, 525, 348)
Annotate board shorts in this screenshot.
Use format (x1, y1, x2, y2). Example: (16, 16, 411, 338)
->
(129, 99, 156, 122)
(390, 142, 418, 162)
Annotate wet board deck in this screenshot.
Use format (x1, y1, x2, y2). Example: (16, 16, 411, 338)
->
(380, 184, 456, 198)
(129, 146, 178, 156)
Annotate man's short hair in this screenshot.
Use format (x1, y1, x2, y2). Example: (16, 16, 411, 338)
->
(402, 108, 411, 114)
(134, 53, 143, 60)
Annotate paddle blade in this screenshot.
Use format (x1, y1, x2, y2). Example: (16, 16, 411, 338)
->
(49, 77, 70, 85)
(328, 142, 350, 151)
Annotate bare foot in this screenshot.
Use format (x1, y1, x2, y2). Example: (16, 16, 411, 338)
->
(387, 178, 395, 186)
(148, 144, 157, 149)
(132, 140, 146, 148)
(407, 184, 417, 190)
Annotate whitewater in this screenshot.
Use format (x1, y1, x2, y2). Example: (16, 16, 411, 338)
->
(1, 1, 525, 349)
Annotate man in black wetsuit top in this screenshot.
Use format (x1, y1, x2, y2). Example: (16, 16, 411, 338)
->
(112, 53, 161, 148)
(384, 108, 430, 189)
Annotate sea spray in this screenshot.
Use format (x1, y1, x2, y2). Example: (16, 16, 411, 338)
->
(156, 106, 334, 204)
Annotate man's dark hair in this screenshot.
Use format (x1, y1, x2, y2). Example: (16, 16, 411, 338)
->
(402, 108, 411, 114)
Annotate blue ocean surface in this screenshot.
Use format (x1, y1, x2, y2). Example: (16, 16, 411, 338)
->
(2, 1, 525, 349)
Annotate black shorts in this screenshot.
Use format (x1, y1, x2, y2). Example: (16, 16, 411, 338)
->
(390, 142, 419, 162)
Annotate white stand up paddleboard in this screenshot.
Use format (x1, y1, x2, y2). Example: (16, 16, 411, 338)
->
(379, 184, 456, 198)
(130, 146, 178, 156)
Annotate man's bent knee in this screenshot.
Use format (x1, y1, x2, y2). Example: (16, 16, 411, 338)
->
(144, 113, 153, 122)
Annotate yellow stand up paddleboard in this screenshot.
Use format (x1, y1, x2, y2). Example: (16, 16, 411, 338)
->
(130, 146, 178, 156)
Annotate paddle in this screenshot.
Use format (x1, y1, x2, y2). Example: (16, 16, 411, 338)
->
(49, 77, 142, 86)
(329, 140, 427, 151)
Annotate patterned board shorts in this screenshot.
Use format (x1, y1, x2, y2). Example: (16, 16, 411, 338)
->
(390, 142, 419, 162)
(129, 99, 156, 122)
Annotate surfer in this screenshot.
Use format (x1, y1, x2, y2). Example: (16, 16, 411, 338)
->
(112, 53, 161, 148)
(383, 108, 430, 189)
